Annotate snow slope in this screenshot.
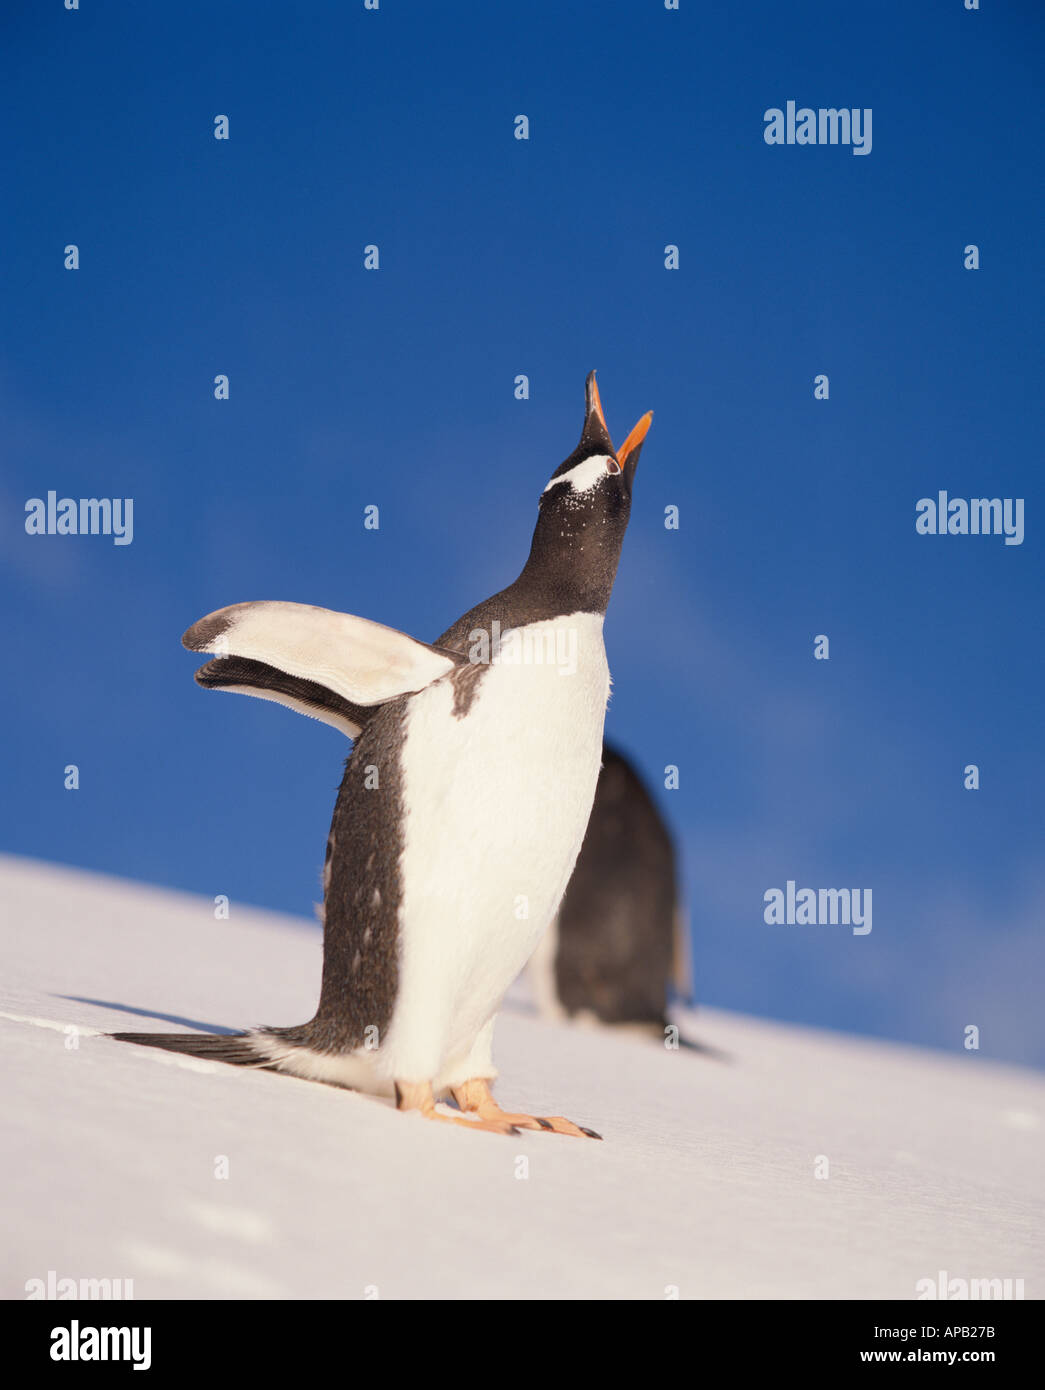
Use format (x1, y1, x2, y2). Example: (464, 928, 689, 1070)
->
(2, 854, 1041, 1300)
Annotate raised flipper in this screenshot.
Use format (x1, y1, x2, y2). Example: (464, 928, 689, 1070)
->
(194, 656, 373, 739)
(183, 601, 464, 713)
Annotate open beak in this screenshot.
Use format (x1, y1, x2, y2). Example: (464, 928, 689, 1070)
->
(578, 372, 652, 491)
(617, 411, 653, 490)
(581, 370, 616, 457)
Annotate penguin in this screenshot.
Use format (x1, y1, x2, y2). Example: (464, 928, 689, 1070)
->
(113, 373, 652, 1138)
(527, 741, 695, 1039)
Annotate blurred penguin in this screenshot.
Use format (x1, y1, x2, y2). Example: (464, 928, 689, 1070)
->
(528, 741, 709, 1048)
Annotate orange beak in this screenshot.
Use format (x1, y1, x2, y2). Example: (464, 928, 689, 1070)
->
(589, 374, 609, 434)
(616, 411, 653, 471)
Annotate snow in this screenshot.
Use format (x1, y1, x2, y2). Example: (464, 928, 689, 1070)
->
(2, 853, 1041, 1300)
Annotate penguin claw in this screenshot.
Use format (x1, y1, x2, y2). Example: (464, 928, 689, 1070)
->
(496, 1112, 603, 1140)
(424, 1111, 519, 1137)
(539, 1115, 603, 1141)
(448, 1081, 601, 1139)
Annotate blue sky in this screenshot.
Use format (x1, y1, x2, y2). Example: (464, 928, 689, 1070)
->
(3, 1, 1043, 1064)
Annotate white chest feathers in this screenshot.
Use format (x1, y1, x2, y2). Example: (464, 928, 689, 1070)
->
(387, 612, 610, 1077)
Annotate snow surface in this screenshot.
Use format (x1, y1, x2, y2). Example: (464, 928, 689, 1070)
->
(2, 853, 1041, 1300)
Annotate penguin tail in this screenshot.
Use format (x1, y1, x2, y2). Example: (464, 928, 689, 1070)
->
(108, 1027, 378, 1092)
(109, 1030, 272, 1067)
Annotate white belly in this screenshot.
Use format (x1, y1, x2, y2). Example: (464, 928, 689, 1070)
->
(379, 613, 610, 1083)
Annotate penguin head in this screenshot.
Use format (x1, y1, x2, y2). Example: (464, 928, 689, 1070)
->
(523, 372, 652, 613)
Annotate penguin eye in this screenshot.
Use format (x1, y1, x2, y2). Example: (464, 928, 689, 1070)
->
(605, 458, 621, 475)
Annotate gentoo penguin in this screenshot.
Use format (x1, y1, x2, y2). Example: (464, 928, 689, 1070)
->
(527, 741, 693, 1038)
(113, 373, 652, 1138)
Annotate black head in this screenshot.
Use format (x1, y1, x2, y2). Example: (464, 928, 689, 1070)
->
(519, 372, 652, 616)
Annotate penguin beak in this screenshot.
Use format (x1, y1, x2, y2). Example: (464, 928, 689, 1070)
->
(588, 374, 609, 433)
(581, 370, 616, 457)
(617, 411, 653, 492)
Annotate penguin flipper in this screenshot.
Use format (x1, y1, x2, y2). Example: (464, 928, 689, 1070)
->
(194, 656, 372, 739)
(184, 600, 464, 708)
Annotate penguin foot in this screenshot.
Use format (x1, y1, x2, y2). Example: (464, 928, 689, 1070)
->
(395, 1080, 518, 1136)
(501, 1112, 603, 1140)
(451, 1079, 602, 1140)
(427, 1110, 520, 1136)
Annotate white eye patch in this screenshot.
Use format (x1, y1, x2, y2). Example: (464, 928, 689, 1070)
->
(543, 455, 615, 496)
